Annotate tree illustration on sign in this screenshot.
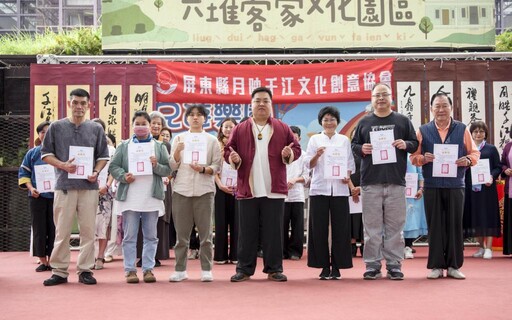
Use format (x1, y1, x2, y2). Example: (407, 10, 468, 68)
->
(419, 17, 433, 40)
(154, 0, 163, 11)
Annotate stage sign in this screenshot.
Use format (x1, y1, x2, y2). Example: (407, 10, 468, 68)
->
(102, 0, 495, 50)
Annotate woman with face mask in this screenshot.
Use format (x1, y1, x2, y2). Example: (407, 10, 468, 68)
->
(109, 111, 171, 284)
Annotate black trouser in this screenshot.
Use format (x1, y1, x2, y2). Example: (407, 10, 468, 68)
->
(236, 197, 284, 275)
(30, 196, 55, 257)
(307, 196, 353, 269)
(214, 189, 238, 261)
(424, 188, 465, 269)
(283, 202, 304, 258)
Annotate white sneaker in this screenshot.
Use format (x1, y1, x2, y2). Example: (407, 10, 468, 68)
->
(483, 248, 493, 259)
(447, 268, 466, 280)
(427, 268, 443, 279)
(169, 271, 188, 282)
(201, 270, 213, 282)
(188, 249, 199, 260)
(472, 247, 485, 258)
(404, 246, 414, 259)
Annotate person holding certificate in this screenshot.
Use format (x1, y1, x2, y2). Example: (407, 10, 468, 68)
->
(18, 121, 55, 272)
(351, 83, 418, 281)
(305, 106, 355, 280)
(41, 88, 110, 286)
(214, 117, 239, 265)
(410, 92, 479, 280)
(169, 104, 222, 282)
(463, 121, 501, 260)
(225, 87, 301, 282)
(109, 110, 171, 284)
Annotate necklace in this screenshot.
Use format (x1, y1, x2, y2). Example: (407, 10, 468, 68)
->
(255, 122, 267, 140)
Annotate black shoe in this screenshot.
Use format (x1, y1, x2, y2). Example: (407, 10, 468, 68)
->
(268, 272, 287, 282)
(78, 272, 97, 285)
(351, 244, 358, 257)
(136, 259, 142, 267)
(359, 244, 364, 256)
(319, 267, 330, 280)
(257, 250, 263, 258)
(289, 255, 300, 261)
(330, 268, 341, 280)
(230, 272, 250, 282)
(36, 264, 49, 272)
(387, 269, 404, 280)
(411, 247, 416, 253)
(43, 274, 68, 286)
(363, 269, 382, 280)
(155, 259, 161, 267)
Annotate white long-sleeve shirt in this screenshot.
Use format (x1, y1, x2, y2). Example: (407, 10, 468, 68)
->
(305, 132, 355, 197)
(285, 152, 309, 203)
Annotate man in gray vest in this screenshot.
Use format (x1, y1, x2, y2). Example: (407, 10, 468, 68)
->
(410, 92, 479, 280)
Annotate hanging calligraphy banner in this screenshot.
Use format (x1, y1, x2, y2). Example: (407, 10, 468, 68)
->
(151, 59, 394, 104)
(129, 85, 154, 127)
(460, 81, 486, 125)
(396, 82, 422, 130)
(98, 85, 123, 140)
(493, 82, 512, 153)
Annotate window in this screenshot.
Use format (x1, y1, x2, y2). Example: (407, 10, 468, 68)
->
(0, 16, 18, 29)
(0, 1, 18, 14)
(461, 8, 466, 18)
(435, 10, 439, 19)
(481, 8, 486, 18)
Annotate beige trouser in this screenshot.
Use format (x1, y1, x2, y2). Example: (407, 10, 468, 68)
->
(172, 192, 214, 272)
(50, 189, 98, 278)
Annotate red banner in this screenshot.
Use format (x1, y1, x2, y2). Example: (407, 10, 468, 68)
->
(150, 59, 394, 104)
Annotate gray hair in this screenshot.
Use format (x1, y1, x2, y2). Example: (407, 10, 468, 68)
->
(149, 111, 168, 128)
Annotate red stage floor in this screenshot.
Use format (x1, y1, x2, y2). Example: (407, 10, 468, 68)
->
(1, 247, 510, 320)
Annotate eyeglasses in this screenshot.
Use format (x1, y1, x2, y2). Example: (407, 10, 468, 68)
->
(372, 93, 391, 99)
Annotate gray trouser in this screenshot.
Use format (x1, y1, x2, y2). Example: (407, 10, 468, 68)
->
(172, 192, 214, 272)
(361, 184, 406, 271)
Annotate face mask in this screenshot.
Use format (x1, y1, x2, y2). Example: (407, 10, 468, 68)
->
(133, 125, 150, 136)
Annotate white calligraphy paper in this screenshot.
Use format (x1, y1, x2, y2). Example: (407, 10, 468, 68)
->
(323, 146, 348, 179)
(432, 144, 458, 178)
(34, 164, 56, 192)
(68, 146, 94, 179)
(183, 134, 207, 164)
(405, 173, 418, 198)
(471, 158, 491, 185)
(369, 130, 396, 165)
(128, 142, 154, 176)
(221, 161, 237, 187)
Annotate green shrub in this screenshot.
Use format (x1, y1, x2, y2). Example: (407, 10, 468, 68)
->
(496, 30, 512, 52)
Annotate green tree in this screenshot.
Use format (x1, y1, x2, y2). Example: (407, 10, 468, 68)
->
(154, 0, 163, 11)
(419, 17, 433, 40)
(496, 30, 512, 52)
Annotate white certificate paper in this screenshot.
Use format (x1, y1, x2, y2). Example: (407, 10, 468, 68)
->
(433, 144, 458, 178)
(34, 164, 56, 192)
(323, 146, 348, 180)
(471, 158, 491, 185)
(369, 130, 397, 165)
(183, 134, 207, 165)
(221, 161, 237, 187)
(405, 173, 418, 198)
(349, 195, 362, 214)
(68, 146, 94, 179)
(128, 142, 154, 176)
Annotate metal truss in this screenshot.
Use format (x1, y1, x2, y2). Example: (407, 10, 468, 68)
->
(37, 52, 512, 65)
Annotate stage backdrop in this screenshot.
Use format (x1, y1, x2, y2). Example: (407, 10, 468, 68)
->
(30, 64, 156, 146)
(102, 0, 495, 50)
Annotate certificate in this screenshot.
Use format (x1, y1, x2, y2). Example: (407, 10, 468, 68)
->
(349, 195, 362, 214)
(68, 146, 94, 179)
(128, 142, 154, 176)
(432, 144, 458, 178)
(369, 130, 397, 165)
(323, 146, 348, 180)
(183, 134, 207, 164)
(471, 158, 491, 185)
(405, 173, 418, 198)
(221, 161, 237, 187)
(34, 164, 56, 192)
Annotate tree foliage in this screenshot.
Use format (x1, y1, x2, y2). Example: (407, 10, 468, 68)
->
(496, 30, 512, 52)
